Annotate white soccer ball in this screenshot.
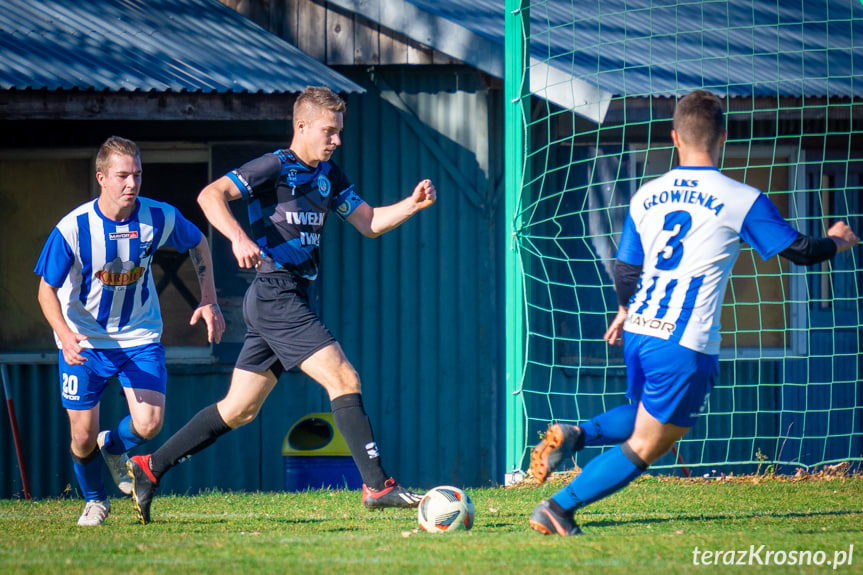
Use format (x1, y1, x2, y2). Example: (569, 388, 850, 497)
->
(417, 485, 475, 533)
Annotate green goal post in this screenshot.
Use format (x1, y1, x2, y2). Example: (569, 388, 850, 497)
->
(504, 0, 863, 478)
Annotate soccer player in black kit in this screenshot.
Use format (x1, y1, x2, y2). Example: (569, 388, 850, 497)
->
(127, 86, 437, 524)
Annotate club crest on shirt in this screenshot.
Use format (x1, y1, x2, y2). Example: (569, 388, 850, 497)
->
(316, 175, 331, 198)
(286, 169, 298, 186)
(138, 241, 153, 260)
(95, 257, 144, 288)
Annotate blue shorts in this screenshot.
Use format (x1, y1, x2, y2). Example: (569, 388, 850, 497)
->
(57, 343, 167, 410)
(624, 332, 717, 427)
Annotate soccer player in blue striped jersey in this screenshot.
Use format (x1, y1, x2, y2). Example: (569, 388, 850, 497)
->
(529, 90, 859, 536)
(34, 136, 225, 526)
(127, 86, 437, 524)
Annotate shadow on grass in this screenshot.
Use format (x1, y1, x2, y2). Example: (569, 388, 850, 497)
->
(582, 508, 861, 529)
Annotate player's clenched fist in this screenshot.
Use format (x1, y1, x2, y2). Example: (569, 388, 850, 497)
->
(412, 179, 437, 211)
(827, 220, 859, 252)
(232, 235, 263, 269)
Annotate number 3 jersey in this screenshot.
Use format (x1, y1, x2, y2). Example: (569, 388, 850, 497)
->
(616, 166, 799, 355)
(34, 198, 203, 349)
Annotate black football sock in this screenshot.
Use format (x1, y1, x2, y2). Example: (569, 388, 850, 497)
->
(331, 393, 389, 490)
(149, 403, 232, 480)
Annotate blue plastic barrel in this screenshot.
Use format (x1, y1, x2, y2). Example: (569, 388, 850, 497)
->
(282, 413, 362, 491)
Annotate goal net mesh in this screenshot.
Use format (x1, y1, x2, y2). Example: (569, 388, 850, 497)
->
(511, 0, 863, 475)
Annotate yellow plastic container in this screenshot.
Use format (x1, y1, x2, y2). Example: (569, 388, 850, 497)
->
(282, 413, 362, 491)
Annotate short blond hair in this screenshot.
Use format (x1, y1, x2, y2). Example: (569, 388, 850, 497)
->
(96, 136, 140, 174)
(293, 86, 346, 123)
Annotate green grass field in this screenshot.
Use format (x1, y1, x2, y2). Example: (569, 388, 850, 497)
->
(1, 473, 861, 574)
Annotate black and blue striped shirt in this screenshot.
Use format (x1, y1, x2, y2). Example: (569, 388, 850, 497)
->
(227, 149, 364, 279)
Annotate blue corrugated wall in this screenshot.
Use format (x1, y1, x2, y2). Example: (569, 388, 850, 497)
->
(0, 362, 340, 499)
(329, 67, 506, 489)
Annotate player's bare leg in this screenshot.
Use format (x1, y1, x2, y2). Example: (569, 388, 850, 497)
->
(300, 343, 423, 509)
(216, 368, 279, 427)
(99, 388, 165, 496)
(627, 403, 690, 466)
(68, 406, 100, 462)
(128, 368, 276, 524)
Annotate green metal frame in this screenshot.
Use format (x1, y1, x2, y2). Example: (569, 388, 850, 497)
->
(504, 0, 529, 476)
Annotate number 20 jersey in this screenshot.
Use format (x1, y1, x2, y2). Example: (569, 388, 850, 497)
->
(616, 166, 798, 355)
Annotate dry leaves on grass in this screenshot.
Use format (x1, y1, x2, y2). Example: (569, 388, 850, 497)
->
(507, 461, 859, 488)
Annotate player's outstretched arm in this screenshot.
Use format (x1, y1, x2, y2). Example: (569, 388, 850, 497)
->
(188, 236, 225, 344)
(198, 176, 262, 269)
(778, 220, 859, 266)
(347, 179, 436, 238)
(36, 279, 88, 365)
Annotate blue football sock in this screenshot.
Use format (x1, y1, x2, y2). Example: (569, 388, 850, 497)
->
(103, 415, 146, 455)
(551, 443, 647, 512)
(72, 448, 107, 501)
(581, 404, 637, 447)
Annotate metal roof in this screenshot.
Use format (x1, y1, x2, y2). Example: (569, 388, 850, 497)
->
(0, 0, 363, 94)
(330, 0, 860, 120)
(533, 0, 861, 99)
(401, 0, 861, 99)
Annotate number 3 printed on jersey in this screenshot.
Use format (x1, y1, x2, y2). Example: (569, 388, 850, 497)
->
(656, 210, 692, 270)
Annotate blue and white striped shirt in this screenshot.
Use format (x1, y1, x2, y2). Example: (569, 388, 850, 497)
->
(616, 167, 798, 355)
(34, 198, 202, 349)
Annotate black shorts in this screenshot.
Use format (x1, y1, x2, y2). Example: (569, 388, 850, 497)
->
(235, 272, 336, 378)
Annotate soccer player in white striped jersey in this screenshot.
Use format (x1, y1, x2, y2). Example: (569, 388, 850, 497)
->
(529, 90, 859, 536)
(34, 137, 225, 526)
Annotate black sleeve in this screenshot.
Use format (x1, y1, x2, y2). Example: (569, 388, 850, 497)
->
(778, 233, 837, 266)
(231, 153, 281, 198)
(614, 260, 643, 308)
(327, 161, 355, 197)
